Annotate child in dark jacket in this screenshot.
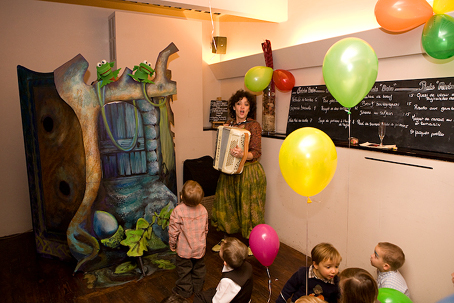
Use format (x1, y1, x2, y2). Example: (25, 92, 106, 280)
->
(194, 237, 253, 303)
(276, 243, 342, 303)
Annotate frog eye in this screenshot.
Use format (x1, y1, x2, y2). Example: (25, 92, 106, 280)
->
(147, 62, 152, 67)
(143, 60, 148, 64)
(101, 59, 107, 65)
(97, 62, 102, 67)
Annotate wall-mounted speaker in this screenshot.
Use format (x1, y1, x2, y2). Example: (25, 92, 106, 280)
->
(212, 36, 227, 54)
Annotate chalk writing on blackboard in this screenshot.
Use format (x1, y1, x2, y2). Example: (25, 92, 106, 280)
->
(209, 99, 229, 123)
(287, 76, 454, 155)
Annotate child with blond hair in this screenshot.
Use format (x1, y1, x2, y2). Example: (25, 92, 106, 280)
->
(277, 243, 342, 303)
(295, 296, 326, 303)
(370, 242, 409, 297)
(169, 180, 208, 298)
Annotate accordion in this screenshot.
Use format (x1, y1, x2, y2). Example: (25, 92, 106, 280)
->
(213, 126, 251, 174)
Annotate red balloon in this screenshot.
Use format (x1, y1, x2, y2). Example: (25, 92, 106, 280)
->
(273, 69, 295, 92)
(249, 224, 280, 267)
(374, 0, 433, 32)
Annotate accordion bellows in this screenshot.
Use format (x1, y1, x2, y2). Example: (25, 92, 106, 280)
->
(213, 126, 251, 174)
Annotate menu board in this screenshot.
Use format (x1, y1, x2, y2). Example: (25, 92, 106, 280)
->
(209, 99, 229, 123)
(286, 76, 454, 155)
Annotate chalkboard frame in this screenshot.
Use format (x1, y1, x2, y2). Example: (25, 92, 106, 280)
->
(209, 99, 229, 123)
(286, 76, 454, 162)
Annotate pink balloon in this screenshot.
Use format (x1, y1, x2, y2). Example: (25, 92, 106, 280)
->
(249, 224, 280, 267)
(273, 69, 296, 92)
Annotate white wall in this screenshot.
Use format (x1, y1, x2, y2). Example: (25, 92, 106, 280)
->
(206, 2, 454, 302)
(0, 0, 114, 237)
(204, 0, 382, 63)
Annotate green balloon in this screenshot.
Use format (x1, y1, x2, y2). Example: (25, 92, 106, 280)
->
(422, 14, 454, 60)
(244, 66, 273, 92)
(378, 288, 413, 303)
(322, 37, 378, 109)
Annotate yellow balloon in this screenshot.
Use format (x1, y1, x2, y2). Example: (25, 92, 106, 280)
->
(279, 127, 337, 197)
(433, 0, 454, 14)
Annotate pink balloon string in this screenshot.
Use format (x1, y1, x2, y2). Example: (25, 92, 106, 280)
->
(266, 266, 272, 303)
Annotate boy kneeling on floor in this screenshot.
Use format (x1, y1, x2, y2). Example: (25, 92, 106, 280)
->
(194, 237, 253, 303)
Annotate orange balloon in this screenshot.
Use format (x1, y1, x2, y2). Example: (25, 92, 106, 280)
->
(374, 0, 433, 32)
(433, 0, 454, 14)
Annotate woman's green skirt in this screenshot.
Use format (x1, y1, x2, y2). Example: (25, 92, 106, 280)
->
(211, 161, 266, 239)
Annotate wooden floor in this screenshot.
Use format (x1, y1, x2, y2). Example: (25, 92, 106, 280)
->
(0, 225, 309, 303)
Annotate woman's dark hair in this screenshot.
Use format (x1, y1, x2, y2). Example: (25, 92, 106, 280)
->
(228, 90, 256, 119)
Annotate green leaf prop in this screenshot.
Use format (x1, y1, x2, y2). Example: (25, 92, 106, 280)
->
(154, 259, 175, 270)
(143, 253, 159, 262)
(152, 202, 173, 230)
(101, 225, 125, 248)
(114, 261, 138, 274)
(120, 218, 152, 257)
(147, 230, 167, 250)
(143, 254, 176, 270)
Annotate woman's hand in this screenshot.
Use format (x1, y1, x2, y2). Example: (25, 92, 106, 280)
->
(230, 146, 244, 159)
(231, 145, 253, 160)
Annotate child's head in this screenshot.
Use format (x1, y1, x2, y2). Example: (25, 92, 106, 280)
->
(159, 293, 188, 303)
(338, 268, 378, 303)
(370, 242, 405, 272)
(294, 296, 326, 303)
(311, 243, 342, 281)
(180, 180, 204, 207)
(220, 237, 248, 268)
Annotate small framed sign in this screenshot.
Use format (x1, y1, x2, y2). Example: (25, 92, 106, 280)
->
(209, 98, 229, 127)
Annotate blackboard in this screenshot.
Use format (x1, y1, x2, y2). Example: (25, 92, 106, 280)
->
(209, 99, 229, 123)
(287, 76, 454, 155)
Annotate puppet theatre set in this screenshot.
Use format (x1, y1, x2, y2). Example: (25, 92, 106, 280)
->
(18, 43, 180, 287)
(15, 0, 454, 302)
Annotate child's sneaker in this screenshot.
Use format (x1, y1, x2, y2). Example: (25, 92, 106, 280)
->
(212, 239, 224, 252)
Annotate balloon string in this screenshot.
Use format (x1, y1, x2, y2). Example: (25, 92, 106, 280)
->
(266, 266, 272, 303)
(346, 110, 351, 267)
(209, 0, 214, 47)
(306, 198, 309, 296)
(348, 110, 351, 148)
(208, 0, 217, 61)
